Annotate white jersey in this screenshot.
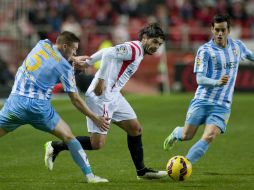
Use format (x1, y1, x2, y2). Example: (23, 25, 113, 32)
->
(86, 41, 144, 101)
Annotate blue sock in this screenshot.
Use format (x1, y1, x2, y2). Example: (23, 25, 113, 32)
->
(186, 139, 209, 164)
(174, 127, 183, 140)
(66, 138, 92, 175)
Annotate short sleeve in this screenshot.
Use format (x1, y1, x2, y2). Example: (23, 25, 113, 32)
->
(59, 61, 78, 93)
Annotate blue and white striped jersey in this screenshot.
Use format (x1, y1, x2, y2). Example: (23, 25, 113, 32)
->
(194, 38, 254, 108)
(11, 39, 77, 100)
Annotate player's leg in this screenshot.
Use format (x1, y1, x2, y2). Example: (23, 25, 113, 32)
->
(115, 119, 167, 179)
(0, 128, 8, 137)
(47, 107, 108, 155)
(164, 99, 206, 150)
(29, 100, 107, 183)
(80, 99, 110, 150)
(46, 133, 105, 164)
(112, 95, 167, 179)
(163, 124, 198, 150)
(0, 95, 26, 137)
(185, 105, 230, 164)
(114, 119, 144, 170)
(51, 130, 107, 151)
(112, 96, 145, 175)
(48, 135, 93, 163)
(0, 106, 9, 137)
(50, 118, 108, 183)
(44, 95, 109, 163)
(185, 124, 221, 164)
(50, 119, 92, 176)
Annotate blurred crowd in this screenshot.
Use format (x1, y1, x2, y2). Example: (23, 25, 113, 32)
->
(0, 0, 254, 90)
(24, 0, 254, 48)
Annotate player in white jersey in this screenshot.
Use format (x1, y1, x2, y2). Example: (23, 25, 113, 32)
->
(45, 23, 168, 179)
(163, 14, 254, 164)
(0, 31, 109, 183)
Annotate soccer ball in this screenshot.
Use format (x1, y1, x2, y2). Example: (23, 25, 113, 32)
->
(166, 155, 192, 181)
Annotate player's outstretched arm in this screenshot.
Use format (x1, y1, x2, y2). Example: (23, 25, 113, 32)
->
(71, 55, 91, 63)
(71, 56, 91, 73)
(68, 92, 110, 131)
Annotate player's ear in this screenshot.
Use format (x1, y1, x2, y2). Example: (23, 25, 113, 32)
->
(141, 34, 148, 43)
(210, 26, 214, 33)
(63, 44, 68, 50)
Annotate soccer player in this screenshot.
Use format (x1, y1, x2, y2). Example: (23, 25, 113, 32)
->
(163, 14, 254, 164)
(45, 23, 168, 179)
(0, 31, 109, 183)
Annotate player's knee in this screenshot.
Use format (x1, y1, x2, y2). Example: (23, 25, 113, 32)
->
(182, 132, 194, 140)
(129, 125, 142, 136)
(62, 133, 75, 143)
(91, 140, 105, 150)
(202, 133, 217, 143)
(0, 128, 8, 137)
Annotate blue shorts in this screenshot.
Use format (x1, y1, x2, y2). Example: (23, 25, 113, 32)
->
(185, 99, 231, 133)
(0, 94, 60, 132)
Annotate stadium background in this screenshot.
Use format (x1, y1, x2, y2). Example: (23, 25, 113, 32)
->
(1, 1, 254, 190)
(0, 0, 254, 97)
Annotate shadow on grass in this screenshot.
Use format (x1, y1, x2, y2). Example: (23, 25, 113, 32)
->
(202, 172, 254, 176)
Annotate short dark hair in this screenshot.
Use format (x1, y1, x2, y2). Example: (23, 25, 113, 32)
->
(212, 14, 231, 29)
(138, 23, 166, 41)
(56, 31, 80, 45)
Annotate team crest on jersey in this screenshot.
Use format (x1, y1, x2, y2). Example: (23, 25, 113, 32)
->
(232, 48, 238, 56)
(196, 57, 201, 66)
(116, 45, 127, 55)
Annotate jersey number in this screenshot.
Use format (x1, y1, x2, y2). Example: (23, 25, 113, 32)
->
(25, 50, 49, 71)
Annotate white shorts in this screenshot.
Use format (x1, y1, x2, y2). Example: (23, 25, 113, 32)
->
(85, 93, 137, 134)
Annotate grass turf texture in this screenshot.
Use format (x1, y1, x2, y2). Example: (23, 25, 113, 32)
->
(0, 93, 253, 190)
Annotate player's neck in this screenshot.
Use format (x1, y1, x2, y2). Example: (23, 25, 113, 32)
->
(54, 44, 66, 59)
(54, 44, 61, 53)
(213, 39, 228, 48)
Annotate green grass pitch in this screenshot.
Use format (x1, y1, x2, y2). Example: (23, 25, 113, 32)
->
(0, 93, 253, 190)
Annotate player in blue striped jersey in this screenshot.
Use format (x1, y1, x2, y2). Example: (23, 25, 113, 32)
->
(164, 14, 254, 164)
(0, 31, 109, 183)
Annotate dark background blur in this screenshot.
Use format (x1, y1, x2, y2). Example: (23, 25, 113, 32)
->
(0, 0, 253, 97)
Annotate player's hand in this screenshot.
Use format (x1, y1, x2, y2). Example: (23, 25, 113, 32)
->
(72, 55, 91, 64)
(219, 75, 229, 85)
(94, 116, 110, 132)
(72, 56, 91, 72)
(94, 79, 105, 96)
(73, 62, 89, 73)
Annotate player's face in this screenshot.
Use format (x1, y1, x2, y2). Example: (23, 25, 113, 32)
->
(62, 42, 79, 61)
(143, 37, 164, 55)
(211, 22, 230, 48)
